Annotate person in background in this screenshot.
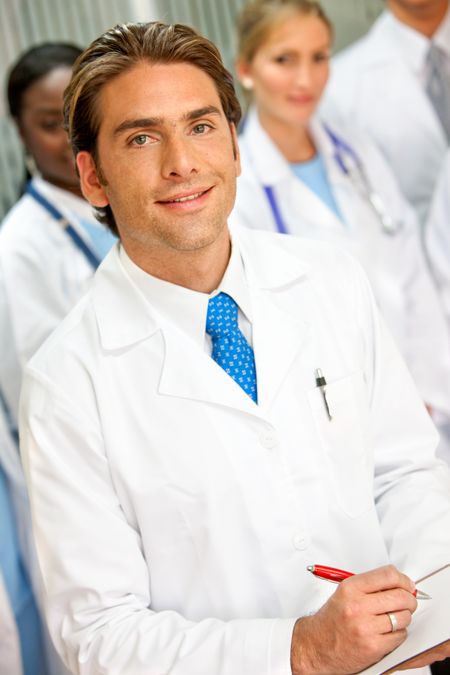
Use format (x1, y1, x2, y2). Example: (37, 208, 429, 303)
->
(232, 0, 450, 464)
(19, 20, 450, 675)
(0, 43, 116, 675)
(322, 0, 449, 225)
(425, 150, 450, 322)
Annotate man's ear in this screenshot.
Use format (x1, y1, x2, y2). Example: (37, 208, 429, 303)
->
(76, 151, 109, 207)
(229, 123, 241, 177)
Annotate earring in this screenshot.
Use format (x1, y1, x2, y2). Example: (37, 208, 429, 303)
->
(241, 76, 254, 91)
(25, 152, 38, 177)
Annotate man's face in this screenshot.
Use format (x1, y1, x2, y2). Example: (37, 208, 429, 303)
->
(77, 61, 240, 256)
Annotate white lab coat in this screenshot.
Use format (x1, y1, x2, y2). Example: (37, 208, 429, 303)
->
(232, 110, 450, 455)
(321, 10, 449, 225)
(0, 176, 98, 675)
(425, 150, 450, 323)
(20, 228, 450, 675)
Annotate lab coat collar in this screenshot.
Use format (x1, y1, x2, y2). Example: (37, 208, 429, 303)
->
(357, 11, 428, 74)
(240, 107, 293, 186)
(93, 230, 310, 348)
(92, 245, 161, 350)
(92, 230, 310, 415)
(240, 109, 347, 230)
(32, 176, 96, 223)
(241, 108, 339, 187)
(159, 227, 310, 414)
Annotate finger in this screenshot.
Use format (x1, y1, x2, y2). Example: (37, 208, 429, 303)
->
(347, 565, 415, 595)
(374, 609, 413, 635)
(370, 588, 418, 616)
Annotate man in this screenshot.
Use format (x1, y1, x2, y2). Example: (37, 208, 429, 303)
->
(322, 0, 450, 225)
(20, 21, 450, 674)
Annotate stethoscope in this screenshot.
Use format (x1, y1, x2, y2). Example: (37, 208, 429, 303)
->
(26, 181, 101, 270)
(262, 123, 401, 237)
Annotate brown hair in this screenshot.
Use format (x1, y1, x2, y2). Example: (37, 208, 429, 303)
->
(64, 21, 241, 234)
(236, 0, 333, 64)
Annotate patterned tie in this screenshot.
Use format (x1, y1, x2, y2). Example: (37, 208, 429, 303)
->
(206, 292, 258, 403)
(426, 43, 450, 141)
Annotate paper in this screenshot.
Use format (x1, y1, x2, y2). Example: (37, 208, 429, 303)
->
(359, 564, 450, 674)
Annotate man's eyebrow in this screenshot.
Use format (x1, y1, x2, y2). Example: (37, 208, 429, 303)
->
(112, 106, 222, 136)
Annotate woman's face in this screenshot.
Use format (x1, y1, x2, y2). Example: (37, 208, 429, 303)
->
(239, 13, 331, 129)
(17, 65, 78, 189)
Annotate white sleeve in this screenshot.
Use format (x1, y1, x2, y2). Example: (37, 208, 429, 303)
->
(20, 369, 296, 675)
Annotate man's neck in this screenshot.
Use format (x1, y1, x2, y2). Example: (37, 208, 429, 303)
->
(121, 228, 232, 294)
(388, 1, 449, 38)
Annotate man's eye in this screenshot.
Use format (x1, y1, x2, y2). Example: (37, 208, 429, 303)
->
(192, 123, 211, 135)
(131, 134, 150, 146)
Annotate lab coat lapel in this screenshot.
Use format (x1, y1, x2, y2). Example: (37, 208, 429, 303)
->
(158, 323, 263, 418)
(244, 108, 345, 234)
(362, 14, 447, 148)
(251, 288, 309, 411)
(236, 228, 311, 412)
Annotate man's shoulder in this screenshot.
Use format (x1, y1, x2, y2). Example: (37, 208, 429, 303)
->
(234, 225, 363, 286)
(26, 291, 93, 375)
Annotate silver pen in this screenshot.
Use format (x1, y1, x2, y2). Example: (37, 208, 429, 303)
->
(315, 368, 332, 421)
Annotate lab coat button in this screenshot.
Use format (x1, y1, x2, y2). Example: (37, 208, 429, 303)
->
(292, 532, 310, 551)
(259, 431, 277, 449)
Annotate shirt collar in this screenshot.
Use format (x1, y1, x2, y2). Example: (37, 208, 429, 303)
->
(386, 6, 450, 72)
(434, 5, 450, 56)
(118, 231, 253, 349)
(387, 10, 431, 75)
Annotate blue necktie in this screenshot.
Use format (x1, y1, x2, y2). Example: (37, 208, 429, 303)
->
(206, 292, 258, 403)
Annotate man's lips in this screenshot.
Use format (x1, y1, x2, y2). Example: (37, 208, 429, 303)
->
(156, 187, 212, 204)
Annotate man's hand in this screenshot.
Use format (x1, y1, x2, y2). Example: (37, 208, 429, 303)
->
(290, 565, 418, 675)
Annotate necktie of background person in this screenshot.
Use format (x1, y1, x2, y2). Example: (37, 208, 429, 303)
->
(426, 43, 450, 141)
(206, 292, 258, 403)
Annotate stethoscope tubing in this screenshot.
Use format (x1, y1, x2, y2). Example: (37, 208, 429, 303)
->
(261, 124, 399, 237)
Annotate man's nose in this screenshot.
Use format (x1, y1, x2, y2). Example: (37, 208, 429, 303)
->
(161, 136, 199, 179)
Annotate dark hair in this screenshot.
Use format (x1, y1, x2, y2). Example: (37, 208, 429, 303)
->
(64, 21, 242, 234)
(7, 42, 83, 120)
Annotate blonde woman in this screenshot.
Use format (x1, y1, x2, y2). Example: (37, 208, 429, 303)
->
(233, 0, 450, 462)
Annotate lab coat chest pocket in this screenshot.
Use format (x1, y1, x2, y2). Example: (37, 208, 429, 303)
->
(307, 371, 373, 518)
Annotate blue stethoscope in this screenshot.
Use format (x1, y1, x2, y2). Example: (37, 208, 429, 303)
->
(26, 181, 101, 269)
(263, 123, 400, 236)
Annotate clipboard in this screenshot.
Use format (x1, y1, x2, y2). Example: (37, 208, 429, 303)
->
(360, 564, 450, 674)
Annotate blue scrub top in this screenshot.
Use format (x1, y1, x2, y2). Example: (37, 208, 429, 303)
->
(290, 154, 344, 222)
(0, 464, 46, 675)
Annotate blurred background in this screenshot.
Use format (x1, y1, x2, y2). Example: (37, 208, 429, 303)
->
(0, 0, 384, 220)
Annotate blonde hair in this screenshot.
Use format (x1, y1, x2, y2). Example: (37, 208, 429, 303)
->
(236, 0, 333, 63)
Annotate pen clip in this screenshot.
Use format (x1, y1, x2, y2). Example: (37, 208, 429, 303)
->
(314, 368, 332, 421)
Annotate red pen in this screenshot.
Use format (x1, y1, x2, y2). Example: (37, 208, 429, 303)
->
(307, 564, 431, 599)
